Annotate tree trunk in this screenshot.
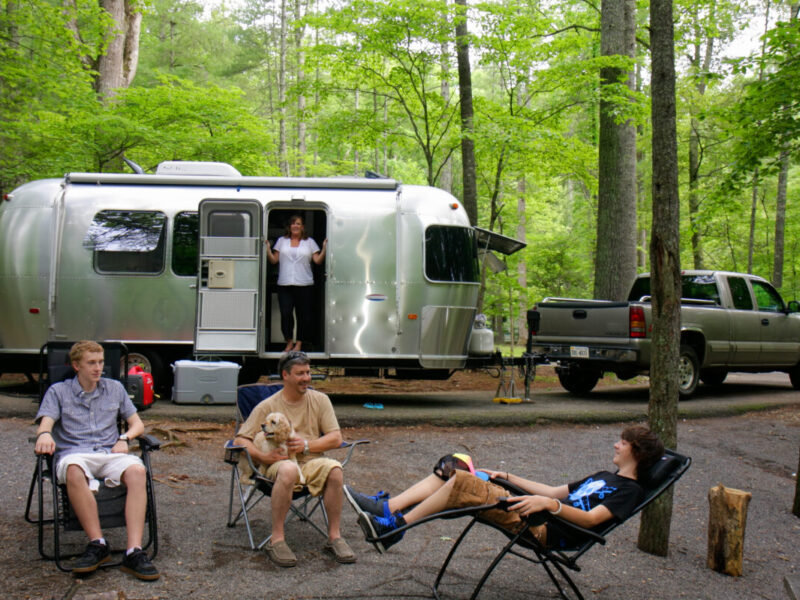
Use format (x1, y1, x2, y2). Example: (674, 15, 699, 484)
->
(687, 4, 715, 270)
(295, 0, 306, 177)
(638, 0, 681, 557)
(793, 445, 800, 518)
(707, 485, 752, 576)
(95, 0, 141, 97)
(594, 0, 637, 301)
(772, 151, 789, 286)
(454, 0, 477, 226)
(517, 176, 527, 344)
(748, 170, 758, 274)
(440, 41, 453, 193)
(278, 0, 289, 176)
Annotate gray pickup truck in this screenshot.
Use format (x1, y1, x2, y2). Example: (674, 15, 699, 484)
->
(529, 270, 800, 396)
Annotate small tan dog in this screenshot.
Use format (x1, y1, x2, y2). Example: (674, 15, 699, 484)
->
(239, 411, 306, 485)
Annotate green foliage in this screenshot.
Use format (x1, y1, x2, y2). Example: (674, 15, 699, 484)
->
(2, 0, 799, 314)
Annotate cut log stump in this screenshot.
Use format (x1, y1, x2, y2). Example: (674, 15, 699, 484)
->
(707, 484, 751, 576)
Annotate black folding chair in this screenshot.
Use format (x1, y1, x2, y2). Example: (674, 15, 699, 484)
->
(24, 436, 160, 573)
(369, 449, 691, 600)
(224, 383, 369, 550)
(38, 341, 128, 402)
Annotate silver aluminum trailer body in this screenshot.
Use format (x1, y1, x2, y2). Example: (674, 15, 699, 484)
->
(0, 167, 520, 387)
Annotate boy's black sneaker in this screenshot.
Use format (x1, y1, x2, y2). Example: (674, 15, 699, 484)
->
(72, 540, 110, 574)
(345, 485, 391, 518)
(121, 548, 160, 581)
(357, 512, 405, 554)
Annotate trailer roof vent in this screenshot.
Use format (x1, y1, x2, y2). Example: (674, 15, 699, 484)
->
(155, 161, 241, 177)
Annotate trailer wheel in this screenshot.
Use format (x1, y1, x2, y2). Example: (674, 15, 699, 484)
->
(557, 363, 600, 395)
(700, 368, 727, 386)
(678, 345, 700, 397)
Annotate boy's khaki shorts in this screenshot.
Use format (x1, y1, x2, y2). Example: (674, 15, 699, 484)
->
(445, 469, 548, 544)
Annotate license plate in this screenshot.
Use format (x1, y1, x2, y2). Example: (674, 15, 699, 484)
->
(570, 346, 589, 358)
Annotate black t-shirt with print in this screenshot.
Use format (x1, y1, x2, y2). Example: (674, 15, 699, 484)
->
(545, 470, 643, 549)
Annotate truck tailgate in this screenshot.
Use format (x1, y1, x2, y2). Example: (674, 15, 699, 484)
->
(534, 301, 632, 338)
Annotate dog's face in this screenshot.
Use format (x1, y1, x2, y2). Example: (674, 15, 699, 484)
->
(261, 411, 293, 444)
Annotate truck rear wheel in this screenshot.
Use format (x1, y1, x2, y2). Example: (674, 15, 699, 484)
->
(678, 345, 700, 397)
(557, 363, 601, 395)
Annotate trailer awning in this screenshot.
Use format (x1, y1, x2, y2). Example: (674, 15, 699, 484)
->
(473, 227, 526, 256)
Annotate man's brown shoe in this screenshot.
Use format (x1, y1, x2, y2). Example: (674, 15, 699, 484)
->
(325, 537, 356, 563)
(266, 540, 297, 567)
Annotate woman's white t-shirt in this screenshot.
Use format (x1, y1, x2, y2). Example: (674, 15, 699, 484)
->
(274, 237, 320, 286)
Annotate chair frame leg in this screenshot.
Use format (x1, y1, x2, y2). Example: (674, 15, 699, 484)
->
(432, 518, 477, 600)
(432, 517, 586, 600)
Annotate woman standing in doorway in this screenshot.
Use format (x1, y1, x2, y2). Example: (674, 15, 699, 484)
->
(266, 215, 327, 352)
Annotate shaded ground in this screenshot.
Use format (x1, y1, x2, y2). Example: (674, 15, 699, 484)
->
(2, 407, 798, 600)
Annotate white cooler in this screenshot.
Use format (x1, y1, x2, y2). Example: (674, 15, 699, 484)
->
(171, 360, 241, 404)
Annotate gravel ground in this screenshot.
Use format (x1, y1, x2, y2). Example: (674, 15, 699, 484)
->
(1, 408, 798, 600)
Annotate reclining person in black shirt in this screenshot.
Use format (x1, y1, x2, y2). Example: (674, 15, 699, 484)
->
(346, 425, 664, 553)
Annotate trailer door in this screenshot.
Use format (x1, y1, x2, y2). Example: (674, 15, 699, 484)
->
(195, 199, 262, 353)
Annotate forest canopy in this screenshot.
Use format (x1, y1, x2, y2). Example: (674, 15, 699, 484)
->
(1, 0, 797, 341)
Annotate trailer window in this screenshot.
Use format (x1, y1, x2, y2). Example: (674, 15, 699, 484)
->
(172, 211, 199, 276)
(84, 210, 166, 274)
(425, 226, 479, 283)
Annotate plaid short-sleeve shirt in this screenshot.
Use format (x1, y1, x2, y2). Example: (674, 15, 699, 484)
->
(36, 377, 137, 469)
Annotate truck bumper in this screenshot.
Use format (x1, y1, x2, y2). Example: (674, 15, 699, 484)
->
(530, 343, 639, 364)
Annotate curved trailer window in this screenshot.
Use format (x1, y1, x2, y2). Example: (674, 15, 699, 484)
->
(84, 210, 166, 274)
(425, 226, 479, 283)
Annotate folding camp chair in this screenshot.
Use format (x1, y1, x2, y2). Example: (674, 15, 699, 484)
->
(369, 449, 691, 600)
(24, 435, 161, 572)
(224, 383, 369, 550)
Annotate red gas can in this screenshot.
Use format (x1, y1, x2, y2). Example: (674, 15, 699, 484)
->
(127, 365, 155, 410)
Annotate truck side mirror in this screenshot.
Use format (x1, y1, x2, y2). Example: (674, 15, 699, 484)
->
(786, 300, 800, 313)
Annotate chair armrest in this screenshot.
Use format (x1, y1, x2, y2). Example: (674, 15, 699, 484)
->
(338, 438, 370, 468)
(491, 477, 607, 545)
(223, 439, 263, 475)
(137, 434, 161, 452)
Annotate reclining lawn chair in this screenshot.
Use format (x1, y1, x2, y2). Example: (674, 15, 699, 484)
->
(369, 449, 691, 600)
(25, 341, 159, 572)
(224, 383, 369, 550)
(24, 435, 161, 572)
(38, 341, 128, 402)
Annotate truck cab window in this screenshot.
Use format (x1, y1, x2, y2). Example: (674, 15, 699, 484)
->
(425, 226, 479, 283)
(84, 210, 166, 274)
(172, 211, 199, 276)
(727, 277, 754, 310)
(752, 280, 784, 312)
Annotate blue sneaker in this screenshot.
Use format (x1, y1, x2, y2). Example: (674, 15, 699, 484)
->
(357, 511, 405, 554)
(344, 485, 391, 518)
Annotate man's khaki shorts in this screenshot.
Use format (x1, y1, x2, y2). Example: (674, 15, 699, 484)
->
(264, 456, 341, 496)
(56, 452, 144, 487)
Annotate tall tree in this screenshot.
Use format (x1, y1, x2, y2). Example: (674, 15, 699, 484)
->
(639, 0, 681, 557)
(454, 0, 477, 225)
(594, 0, 637, 300)
(92, 0, 143, 96)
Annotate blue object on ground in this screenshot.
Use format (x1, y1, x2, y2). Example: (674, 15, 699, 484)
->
(363, 403, 384, 410)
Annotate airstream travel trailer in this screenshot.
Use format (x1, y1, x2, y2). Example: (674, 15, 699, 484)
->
(0, 162, 524, 391)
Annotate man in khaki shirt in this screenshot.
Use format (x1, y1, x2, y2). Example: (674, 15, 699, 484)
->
(234, 351, 354, 567)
